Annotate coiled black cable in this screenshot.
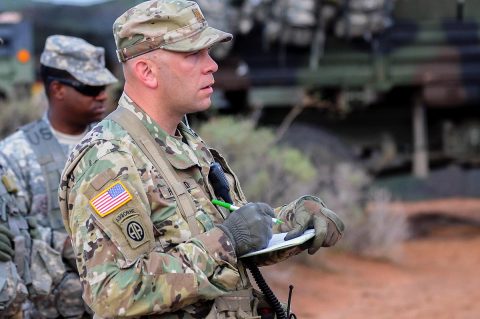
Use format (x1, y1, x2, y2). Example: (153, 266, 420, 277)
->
(246, 261, 287, 319)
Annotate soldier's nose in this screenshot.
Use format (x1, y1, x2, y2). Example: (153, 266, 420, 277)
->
(94, 89, 108, 101)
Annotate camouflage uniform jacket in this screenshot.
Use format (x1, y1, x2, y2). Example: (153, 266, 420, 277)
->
(59, 93, 306, 318)
(0, 115, 73, 229)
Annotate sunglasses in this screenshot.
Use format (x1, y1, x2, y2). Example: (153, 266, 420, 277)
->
(48, 76, 106, 97)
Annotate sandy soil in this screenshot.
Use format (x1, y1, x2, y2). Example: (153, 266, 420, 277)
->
(262, 224, 480, 319)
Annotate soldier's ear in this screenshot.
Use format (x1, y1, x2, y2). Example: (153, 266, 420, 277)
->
(49, 81, 66, 100)
(132, 59, 158, 89)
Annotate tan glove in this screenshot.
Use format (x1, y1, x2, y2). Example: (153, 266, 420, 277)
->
(284, 196, 345, 255)
(25, 216, 41, 240)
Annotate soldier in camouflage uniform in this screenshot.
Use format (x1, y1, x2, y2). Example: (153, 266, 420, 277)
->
(0, 164, 68, 319)
(59, 1, 345, 318)
(0, 35, 117, 318)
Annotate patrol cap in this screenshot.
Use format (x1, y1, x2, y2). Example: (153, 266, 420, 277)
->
(40, 35, 117, 86)
(113, 0, 233, 62)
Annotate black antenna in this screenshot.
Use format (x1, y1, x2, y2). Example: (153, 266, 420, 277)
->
(287, 285, 294, 317)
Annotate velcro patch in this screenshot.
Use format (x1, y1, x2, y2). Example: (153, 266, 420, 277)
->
(192, 8, 205, 23)
(114, 210, 149, 249)
(90, 181, 132, 217)
(159, 186, 174, 199)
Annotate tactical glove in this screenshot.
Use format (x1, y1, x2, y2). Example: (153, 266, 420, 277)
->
(284, 196, 345, 255)
(217, 202, 275, 256)
(25, 216, 41, 240)
(0, 225, 15, 262)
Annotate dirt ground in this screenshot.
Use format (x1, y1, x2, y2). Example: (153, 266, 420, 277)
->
(262, 202, 480, 319)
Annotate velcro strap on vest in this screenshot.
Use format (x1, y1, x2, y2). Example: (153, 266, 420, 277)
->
(214, 288, 254, 313)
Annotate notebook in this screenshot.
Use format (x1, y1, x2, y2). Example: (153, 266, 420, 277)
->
(240, 229, 315, 258)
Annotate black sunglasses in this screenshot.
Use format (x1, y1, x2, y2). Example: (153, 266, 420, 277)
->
(48, 76, 106, 97)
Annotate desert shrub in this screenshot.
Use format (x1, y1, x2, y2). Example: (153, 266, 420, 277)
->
(198, 117, 410, 261)
(318, 163, 409, 260)
(361, 188, 409, 259)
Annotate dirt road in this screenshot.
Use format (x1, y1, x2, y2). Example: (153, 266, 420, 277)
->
(263, 225, 480, 319)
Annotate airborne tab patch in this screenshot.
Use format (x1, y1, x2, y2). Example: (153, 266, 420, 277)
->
(90, 181, 132, 217)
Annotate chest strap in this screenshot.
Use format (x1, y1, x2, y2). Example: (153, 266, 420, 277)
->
(106, 108, 201, 236)
(21, 119, 66, 231)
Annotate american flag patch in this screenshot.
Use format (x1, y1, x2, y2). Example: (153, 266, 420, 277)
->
(90, 181, 132, 217)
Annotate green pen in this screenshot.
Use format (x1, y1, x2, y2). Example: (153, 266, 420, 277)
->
(211, 199, 284, 225)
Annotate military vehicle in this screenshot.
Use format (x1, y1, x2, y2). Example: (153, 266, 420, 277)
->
(195, 0, 480, 178)
(5, 0, 480, 178)
(0, 11, 34, 100)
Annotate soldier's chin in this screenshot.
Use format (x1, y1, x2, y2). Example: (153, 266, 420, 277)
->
(194, 98, 213, 111)
(90, 111, 106, 121)
(93, 106, 106, 116)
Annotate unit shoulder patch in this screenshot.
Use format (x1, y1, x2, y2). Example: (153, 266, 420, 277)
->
(113, 209, 149, 249)
(89, 181, 132, 217)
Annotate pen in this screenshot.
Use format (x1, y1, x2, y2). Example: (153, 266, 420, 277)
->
(211, 199, 284, 225)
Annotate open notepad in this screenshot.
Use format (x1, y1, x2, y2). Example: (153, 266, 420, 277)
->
(240, 229, 315, 258)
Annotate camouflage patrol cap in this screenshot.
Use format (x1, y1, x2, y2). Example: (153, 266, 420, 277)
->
(40, 35, 117, 86)
(113, 0, 233, 62)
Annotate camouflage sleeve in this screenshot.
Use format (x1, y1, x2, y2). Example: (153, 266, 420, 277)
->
(66, 148, 239, 317)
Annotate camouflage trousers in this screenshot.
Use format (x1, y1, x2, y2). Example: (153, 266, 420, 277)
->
(26, 239, 91, 319)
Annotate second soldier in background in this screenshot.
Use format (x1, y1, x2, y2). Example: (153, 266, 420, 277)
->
(0, 35, 117, 318)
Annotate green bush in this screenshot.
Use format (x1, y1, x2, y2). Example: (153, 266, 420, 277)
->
(197, 116, 317, 206)
(198, 117, 409, 260)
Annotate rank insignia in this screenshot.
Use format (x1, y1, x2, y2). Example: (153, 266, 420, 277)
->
(90, 181, 132, 217)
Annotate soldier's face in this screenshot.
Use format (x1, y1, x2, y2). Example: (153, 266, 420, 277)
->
(62, 85, 108, 125)
(153, 48, 218, 116)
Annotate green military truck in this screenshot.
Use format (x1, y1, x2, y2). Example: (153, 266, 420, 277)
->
(8, 0, 478, 177)
(206, 0, 480, 178)
(0, 13, 34, 100)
